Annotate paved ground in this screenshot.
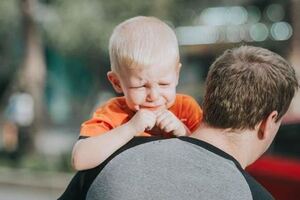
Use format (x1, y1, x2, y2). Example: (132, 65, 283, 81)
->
(0, 167, 73, 200)
(0, 128, 76, 200)
(0, 183, 64, 200)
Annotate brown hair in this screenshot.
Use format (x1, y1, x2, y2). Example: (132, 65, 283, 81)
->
(203, 45, 299, 130)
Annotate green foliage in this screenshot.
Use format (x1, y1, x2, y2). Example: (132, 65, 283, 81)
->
(0, 0, 22, 97)
(41, 0, 167, 55)
(0, 0, 203, 57)
(38, 0, 200, 55)
(42, 0, 108, 55)
(0, 0, 20, 33)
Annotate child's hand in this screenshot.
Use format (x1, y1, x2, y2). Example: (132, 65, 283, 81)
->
(128, 109, 157, 136)
(155, 109, 189, 137)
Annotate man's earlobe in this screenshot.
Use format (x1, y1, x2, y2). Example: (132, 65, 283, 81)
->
(257, 121, 265, 139)
(107, 71, 123, 93)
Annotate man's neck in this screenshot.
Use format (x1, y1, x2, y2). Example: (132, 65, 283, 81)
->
(190, 123, 258, 169)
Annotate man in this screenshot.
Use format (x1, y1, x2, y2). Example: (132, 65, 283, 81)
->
(59, 46, 298, 200)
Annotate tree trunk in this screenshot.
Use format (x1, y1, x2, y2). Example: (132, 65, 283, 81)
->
(19, 0, 46, 152)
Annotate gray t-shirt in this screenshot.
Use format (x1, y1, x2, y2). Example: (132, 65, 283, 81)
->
(86, 137, 273, 200)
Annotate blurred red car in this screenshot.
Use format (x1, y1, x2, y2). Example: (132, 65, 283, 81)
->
(246, 116, 300, 200)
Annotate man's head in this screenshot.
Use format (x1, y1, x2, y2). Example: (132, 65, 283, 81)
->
(203, 45, 298, 131)
(107, 16, 181, 111)
(200, 46, 298, 165)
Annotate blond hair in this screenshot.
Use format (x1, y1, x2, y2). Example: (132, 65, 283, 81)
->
(109, 16, 179, 73)
(203, 46, 299, 130)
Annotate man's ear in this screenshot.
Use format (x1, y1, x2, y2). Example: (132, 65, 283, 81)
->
(257, 111, 279, 140)
(107, 71, 123, 93)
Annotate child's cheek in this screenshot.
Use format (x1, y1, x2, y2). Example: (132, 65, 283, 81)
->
(129, 91, 146, 105)
(164, 89, 176, 107)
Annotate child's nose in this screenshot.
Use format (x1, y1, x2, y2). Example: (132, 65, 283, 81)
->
(146, 87, 159, 102)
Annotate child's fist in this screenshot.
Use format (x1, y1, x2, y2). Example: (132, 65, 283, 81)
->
(155, 109, 189, 137)
(128, 109, 156, 136)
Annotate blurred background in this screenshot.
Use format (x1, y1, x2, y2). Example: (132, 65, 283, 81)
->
(0, 0, 299, 199)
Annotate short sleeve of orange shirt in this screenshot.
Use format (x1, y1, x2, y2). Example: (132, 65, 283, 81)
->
(80, 94, 203, 137)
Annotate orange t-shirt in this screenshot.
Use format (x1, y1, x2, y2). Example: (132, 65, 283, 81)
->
(80, 94, 203, 138)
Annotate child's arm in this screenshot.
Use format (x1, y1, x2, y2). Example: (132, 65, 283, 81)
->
(155, 109, 191, 136)
(72, 109, 156, 171)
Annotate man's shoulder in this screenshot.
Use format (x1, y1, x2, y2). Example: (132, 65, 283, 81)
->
(179, 137, 274, 199)
(86, 137, 261, 200)
(241, 171, 274, 200)
(58, 137, 163, 200)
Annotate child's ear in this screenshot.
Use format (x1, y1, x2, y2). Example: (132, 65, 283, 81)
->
(177, 63, 182, 74)
(175, 63, 182, 85)
(107, 71, 123, 93)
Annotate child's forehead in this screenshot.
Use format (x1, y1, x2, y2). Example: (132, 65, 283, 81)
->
(118, 65, 174, 83)
(123, 59, 178, 74)
(125, 68, 176, 82)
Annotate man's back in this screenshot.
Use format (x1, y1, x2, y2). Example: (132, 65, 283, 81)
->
(87, 137, 272, 200)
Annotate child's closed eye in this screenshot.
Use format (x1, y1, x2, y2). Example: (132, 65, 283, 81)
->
(159, 83, 170, 87)
(130, 85, 145, 89)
